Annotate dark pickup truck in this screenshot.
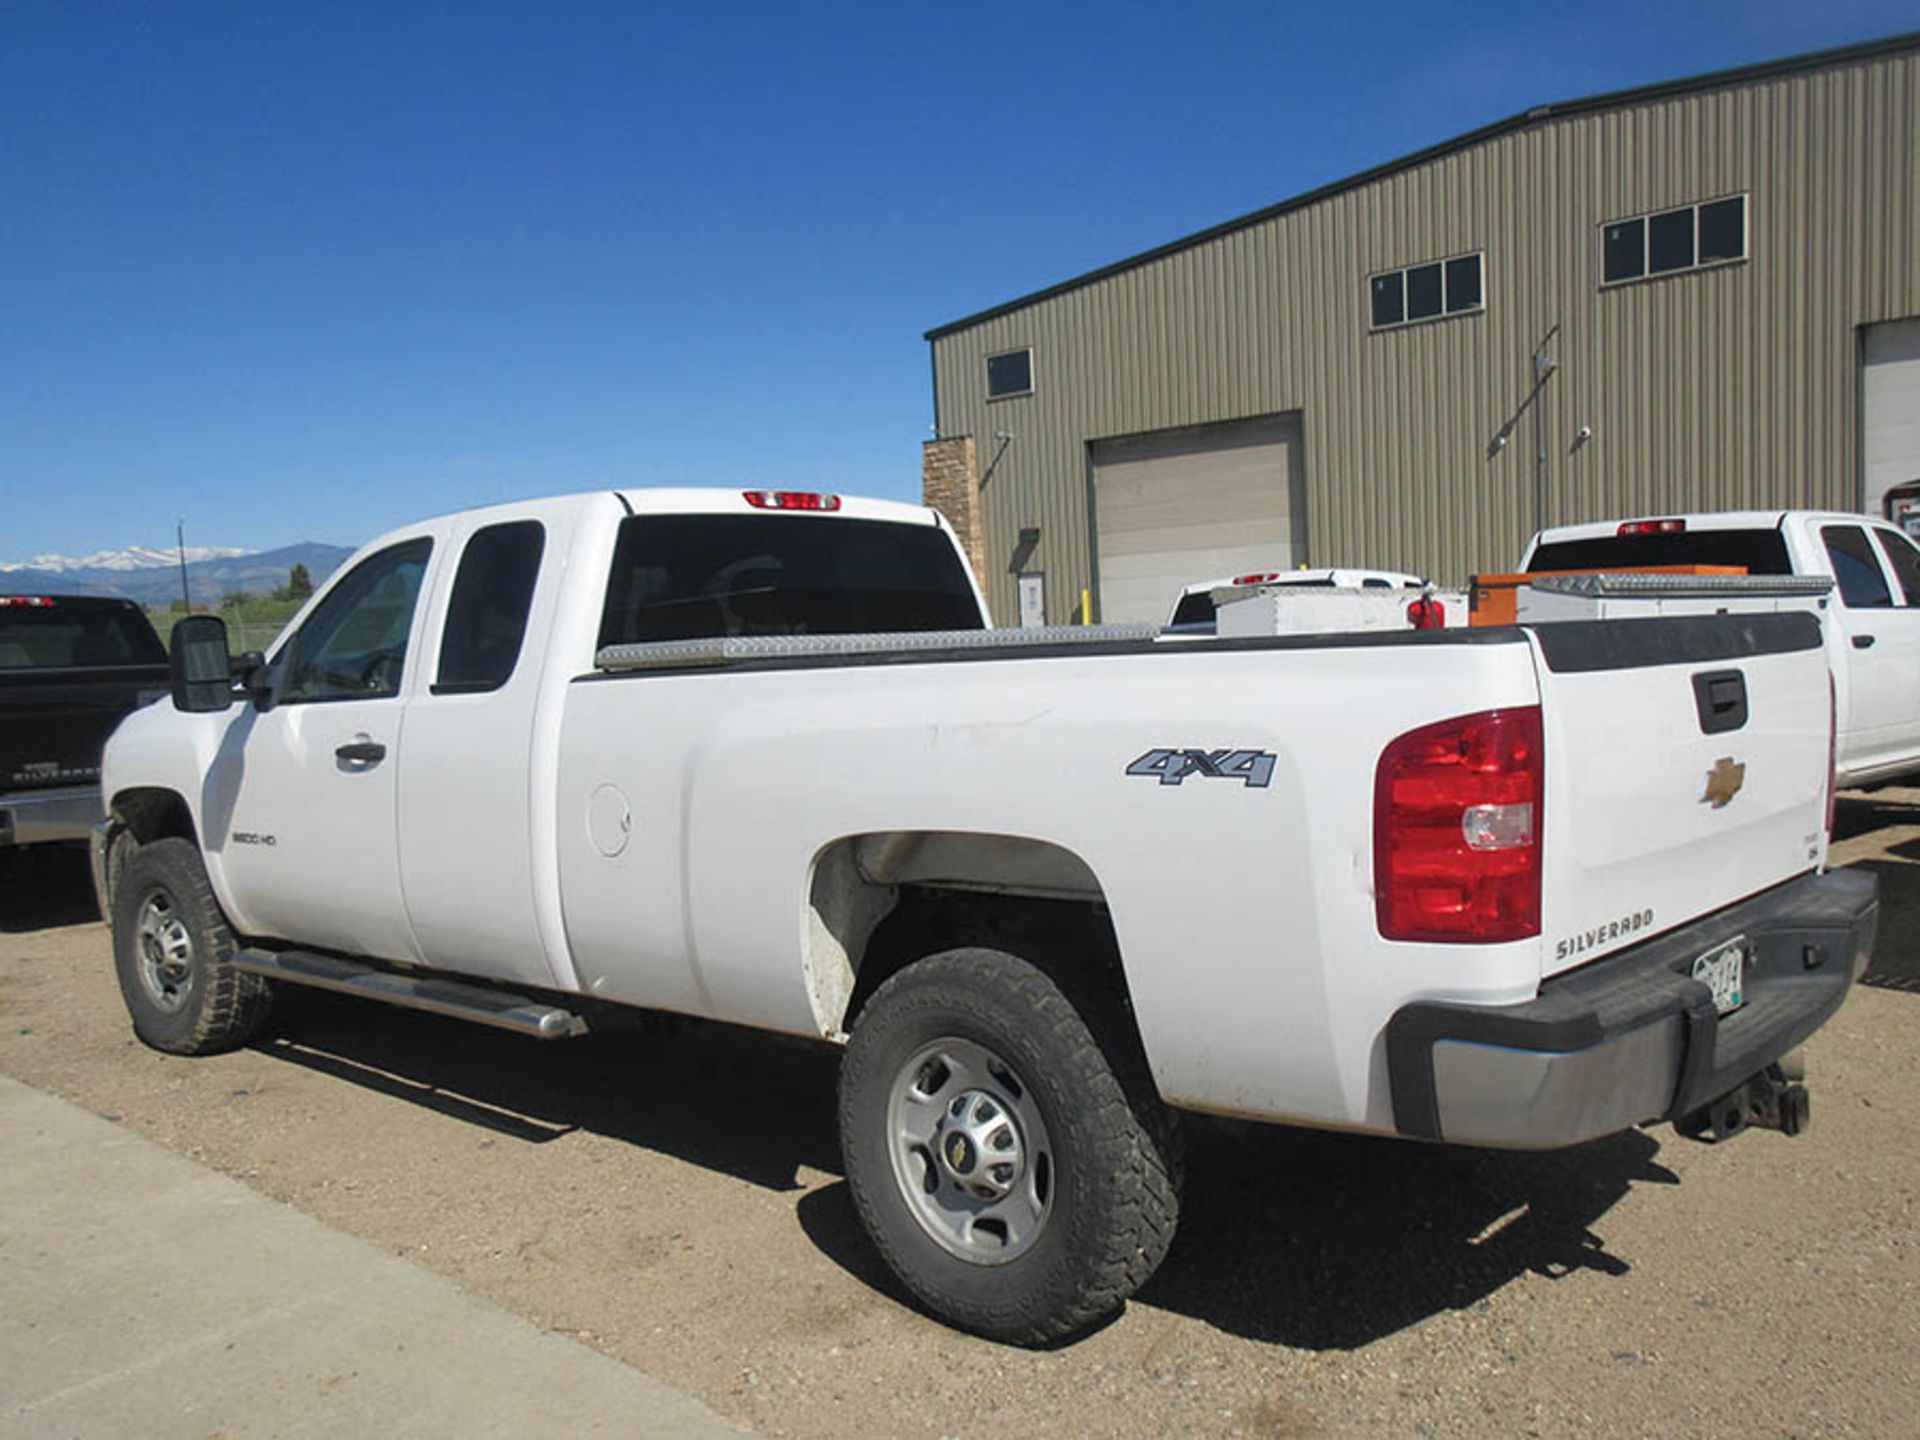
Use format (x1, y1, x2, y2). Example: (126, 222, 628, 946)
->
(1, 595, 169, 850)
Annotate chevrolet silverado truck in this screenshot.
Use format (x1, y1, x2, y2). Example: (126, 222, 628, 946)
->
(1525, 511, 1920, 789)
(92, 487, 1877, 1344)
(1, 594, 169, 854)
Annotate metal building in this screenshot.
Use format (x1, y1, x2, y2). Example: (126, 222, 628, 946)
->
(921, 33, 1920, 626)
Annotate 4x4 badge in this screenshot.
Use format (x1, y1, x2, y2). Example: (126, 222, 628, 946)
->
(1126, 748, 1276, 788)
(1701, 756, 1746, 809)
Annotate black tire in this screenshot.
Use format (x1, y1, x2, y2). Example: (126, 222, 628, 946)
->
(111, 837, 271, 1055)
(838, 947, 1180, 1345)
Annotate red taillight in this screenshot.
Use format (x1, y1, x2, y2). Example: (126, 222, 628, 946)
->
(743, 490, 841, 512)
(0, 596, 55, 608)
(1405, 595, 1447, 630)
(1374, 707, 1543, 943)
(1232, 571, 1282, 586)
(1616, 518, 1686, 536)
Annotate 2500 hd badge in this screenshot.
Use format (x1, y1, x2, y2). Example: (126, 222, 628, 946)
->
(1555, 907, 1655, 963)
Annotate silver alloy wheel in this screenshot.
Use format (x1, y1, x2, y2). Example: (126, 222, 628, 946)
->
(134, 888, 195, 1013)
(885, 1037, 1054, 1264)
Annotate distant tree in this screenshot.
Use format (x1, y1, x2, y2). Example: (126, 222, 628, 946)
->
(286, 563, 313, 602)
(221, 590, 250, 609)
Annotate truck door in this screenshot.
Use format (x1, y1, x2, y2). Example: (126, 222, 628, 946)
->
(1818, 521, 1920, 776)
(394, 515, 561, 988)
(210, 538, 432, 962)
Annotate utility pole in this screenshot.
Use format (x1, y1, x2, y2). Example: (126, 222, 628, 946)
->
(176, 519, 191, 612)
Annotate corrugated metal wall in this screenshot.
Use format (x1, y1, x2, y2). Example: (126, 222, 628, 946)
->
(931, 48, 1920, 624)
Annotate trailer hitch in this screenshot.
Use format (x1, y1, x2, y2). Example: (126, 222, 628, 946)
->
(1675, 1060, 1810, 1143)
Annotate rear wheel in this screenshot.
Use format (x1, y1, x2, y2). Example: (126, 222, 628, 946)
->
(838, 947, 1179, 1345)
(112, 837, 270, 1055)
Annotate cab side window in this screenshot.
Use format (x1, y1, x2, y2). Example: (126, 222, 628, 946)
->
(277, 540, 433, 703)
(1821, 526, 1893, 609)
(434, 521, 545, 694)
(1870, 527, 1920, 607)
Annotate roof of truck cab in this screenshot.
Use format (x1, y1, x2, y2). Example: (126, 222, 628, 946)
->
(1532, 510, 1835, 544)
(613, 487, 941, 525)
(368, 487, 943, 539)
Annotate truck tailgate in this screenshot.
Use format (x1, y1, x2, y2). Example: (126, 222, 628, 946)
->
(1, 666, 168, 795)
(1529, 613, 1830, 980)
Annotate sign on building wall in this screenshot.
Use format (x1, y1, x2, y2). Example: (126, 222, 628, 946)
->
(1017, 572, 1046, 629)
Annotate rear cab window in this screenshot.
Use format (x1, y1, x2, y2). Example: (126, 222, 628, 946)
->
(598, 514, 983, 647)
(1166, 592, 1216, 633)
(1526, 528, 1794, 575)
(0, 597, 166, 669)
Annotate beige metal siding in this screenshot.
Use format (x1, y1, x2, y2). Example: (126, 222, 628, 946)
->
(933, 48, 1920, 624)
(1089, 415, 1306, 625)
(1863, 319, 1920, 515)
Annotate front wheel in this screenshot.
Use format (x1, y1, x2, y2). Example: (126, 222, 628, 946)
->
(838, 947, 1179, 1345)
(111, 837, 271, 1055)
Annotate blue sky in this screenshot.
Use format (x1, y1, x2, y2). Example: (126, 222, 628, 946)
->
(3, 1, 1912, 561)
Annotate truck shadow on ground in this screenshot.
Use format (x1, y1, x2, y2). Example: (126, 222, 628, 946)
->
(253, 993, 1676, 1351)
(798, 1121, 1674, 1350)
(1838, 857, 1920, 995)
(254, 996, 846, 1189)
(1832, 791, 1920, 995)
(0, 848, 100, 932)
(1833, 788, 1920, 842)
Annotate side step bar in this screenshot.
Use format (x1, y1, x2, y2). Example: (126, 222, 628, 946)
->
(232, 949, 587, 1040)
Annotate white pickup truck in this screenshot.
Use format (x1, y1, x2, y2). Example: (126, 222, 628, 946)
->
(94, 487, 1877, 1344)
(1525, 511, 1920, 788)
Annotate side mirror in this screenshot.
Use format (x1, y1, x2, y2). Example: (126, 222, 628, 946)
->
(233, 650, 275, 711)
(169, 616, 235, 713)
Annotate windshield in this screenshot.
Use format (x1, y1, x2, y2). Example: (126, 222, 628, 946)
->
(0, 598, 167, 670)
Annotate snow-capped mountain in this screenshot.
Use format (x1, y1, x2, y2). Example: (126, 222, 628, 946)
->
(0, 543, 354, 603)
(0, 544, 253, 574)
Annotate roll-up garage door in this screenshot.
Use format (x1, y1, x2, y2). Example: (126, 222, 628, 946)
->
(1864, 319, 1920, 520)
(1090, 414, 1306, 625)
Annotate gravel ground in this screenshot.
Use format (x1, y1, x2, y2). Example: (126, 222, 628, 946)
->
(2, 796, 1917, 1439)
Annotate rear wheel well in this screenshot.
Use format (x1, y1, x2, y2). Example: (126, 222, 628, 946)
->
(803, 831, 1160, 1117)
(806, 831, 1134, 1040)
(846, 888, 1130, 1033)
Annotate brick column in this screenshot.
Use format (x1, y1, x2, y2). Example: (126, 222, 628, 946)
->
(922, 436, 985, 588)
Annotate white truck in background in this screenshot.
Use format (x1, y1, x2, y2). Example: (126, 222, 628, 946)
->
(1165, 568, 1468, 637)
(93, 487, 1876, 1344)
(1525, 511, 1920, 788)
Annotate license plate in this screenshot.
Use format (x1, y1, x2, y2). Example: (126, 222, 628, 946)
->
(1692, 938, 1748, 1016)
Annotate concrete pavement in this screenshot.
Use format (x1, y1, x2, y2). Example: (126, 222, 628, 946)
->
(0, 1073, 741, 1438)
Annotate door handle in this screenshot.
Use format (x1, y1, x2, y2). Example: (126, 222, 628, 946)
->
(335, 740, 387, 764)
(1853, 635, 1876, 649)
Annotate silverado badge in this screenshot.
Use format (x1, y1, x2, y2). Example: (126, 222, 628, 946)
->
(1701, 756, 1746, 809)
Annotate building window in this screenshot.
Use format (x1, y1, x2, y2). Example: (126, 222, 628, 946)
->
(986, 347, 1033, 399)
(1369, 252, 1484, 329)
(1602, 194, 1747, 284)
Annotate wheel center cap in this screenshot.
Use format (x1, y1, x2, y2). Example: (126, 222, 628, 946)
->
(935, 1089, 1026, 1199)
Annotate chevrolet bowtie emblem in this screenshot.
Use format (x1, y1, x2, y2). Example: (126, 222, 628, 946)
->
(1701, 756, 1746, 809)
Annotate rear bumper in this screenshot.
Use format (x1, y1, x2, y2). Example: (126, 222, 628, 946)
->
(1387, 868, 1878, 1149)
(0, 785, 104, 848)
